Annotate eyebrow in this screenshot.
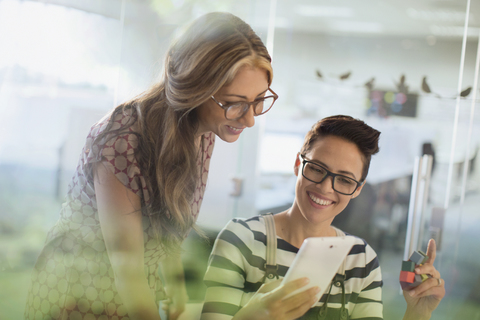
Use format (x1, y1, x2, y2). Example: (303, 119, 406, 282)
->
(222, 88, 269, 100)
(310, 159, 358, 180)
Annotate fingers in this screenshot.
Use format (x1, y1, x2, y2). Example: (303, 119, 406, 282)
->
(257, 279, 283, 294)
(265, 278, 310, 302)
(285, 291, 320, 319)
(282, 285, 320, 306)
(407, 276, 445, 300)
(415, 240, 440, 279)
(260, 278, 320, 319)
(425, 239, 436, 264)
(282, 286, 320, 319)
(280, 281, 319, 312)
(414, 264, 440, 279)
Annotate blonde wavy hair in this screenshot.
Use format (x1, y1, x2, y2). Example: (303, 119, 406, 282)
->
(94, 12, 273, 251)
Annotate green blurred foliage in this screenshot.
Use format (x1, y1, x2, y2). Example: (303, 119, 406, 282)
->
(0, 164, 60, 318)
(0, 270, 32, 320)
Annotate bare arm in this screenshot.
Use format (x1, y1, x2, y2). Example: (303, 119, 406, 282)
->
(94, 162, 161, 320)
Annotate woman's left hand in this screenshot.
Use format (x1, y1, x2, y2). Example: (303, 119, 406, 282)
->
(160, 254, 189, 320)
(402, 239, 445, 320)
(162, 281, 189, 320)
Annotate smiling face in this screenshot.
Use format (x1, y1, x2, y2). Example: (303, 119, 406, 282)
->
(195, 66, 269, 142)
(292, 135, 365, 227)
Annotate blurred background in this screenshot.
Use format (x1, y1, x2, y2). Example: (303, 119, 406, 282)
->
(1, 0, 479, 319)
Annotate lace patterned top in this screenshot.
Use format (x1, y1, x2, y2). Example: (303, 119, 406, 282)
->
(25, 110, 215, 320)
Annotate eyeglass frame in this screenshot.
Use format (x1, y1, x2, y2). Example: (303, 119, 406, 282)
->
(210, 88, 278, 121)
(298, 154, 364, 196)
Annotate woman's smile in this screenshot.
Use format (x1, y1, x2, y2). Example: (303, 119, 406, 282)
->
(226, 124, 245, 134)
(307, 191, 334, 207)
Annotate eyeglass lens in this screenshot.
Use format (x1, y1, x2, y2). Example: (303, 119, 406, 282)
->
(303, 162, 357, 194)
(225, 96, 275, 120)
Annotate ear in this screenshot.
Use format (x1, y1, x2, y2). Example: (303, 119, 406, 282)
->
(351, 180, 366, 199)
(294, 153, 301, 176)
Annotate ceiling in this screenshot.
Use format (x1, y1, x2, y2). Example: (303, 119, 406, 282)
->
(33, 0, 480, 39)
(273, 0, 479, 38)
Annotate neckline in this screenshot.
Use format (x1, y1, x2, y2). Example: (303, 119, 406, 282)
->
(263, 216, 343, 250)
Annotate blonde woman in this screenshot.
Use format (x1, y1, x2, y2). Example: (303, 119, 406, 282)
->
(24, 12, 279, 320)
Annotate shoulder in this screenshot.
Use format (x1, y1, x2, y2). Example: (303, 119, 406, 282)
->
(232, 215, 264, 230)
(354, 237, 378, 266)
(343, 233, 381, 278)
(219, 216, 263, 239)
(335, 227, 378, 259)
(215, 216, 268, 249)
(91, 108, 137, 136)
(347, 234, 377, 256)
(101, 132, 139, 158)
(86, 109, 139, 157)
(104, 111, 138, 147)
(83, 109, 150, 199)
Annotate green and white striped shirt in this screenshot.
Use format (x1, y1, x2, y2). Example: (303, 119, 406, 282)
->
(201, 216, 383, 320)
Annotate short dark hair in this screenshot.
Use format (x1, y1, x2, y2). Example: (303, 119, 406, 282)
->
(300, 115, 381, 181)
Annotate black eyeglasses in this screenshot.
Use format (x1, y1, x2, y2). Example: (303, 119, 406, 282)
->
(299, 154, 363, 196)
(210, 88, 278, 121)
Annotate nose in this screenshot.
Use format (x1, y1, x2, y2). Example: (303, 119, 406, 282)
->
(238, 105, 255, 128)
(315, 175, 335, 193)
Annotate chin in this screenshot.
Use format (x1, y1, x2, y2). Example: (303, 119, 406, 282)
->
(224, 136, 240, 143)
(218, 132, 241, 143)
(304, 207, 339, 224)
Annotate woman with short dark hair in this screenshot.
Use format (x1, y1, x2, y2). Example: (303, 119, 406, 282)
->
(202, 115, 445, 320)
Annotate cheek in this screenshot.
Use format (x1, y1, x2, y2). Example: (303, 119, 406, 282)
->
(197, 103, 225, 131)
(196, 103, 210, 122)
(336, 195, 352, 210)
(295, 179, 313, 206)
(295, 174, 304, 191)
(211, 106, 226, 125)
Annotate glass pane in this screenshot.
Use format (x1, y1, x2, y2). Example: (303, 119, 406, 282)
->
(0, 0, 272, 318)
(259, 0, 480, 319)
(2, 0, 479, 319)
(0, 1, 125, 318)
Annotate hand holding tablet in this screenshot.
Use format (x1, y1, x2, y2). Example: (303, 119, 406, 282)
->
(281, 236, 356, 305)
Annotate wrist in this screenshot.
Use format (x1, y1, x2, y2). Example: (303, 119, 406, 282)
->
(232, 306, 251, 320)
(403, 308, 431, 320)
(165, 272, 185, 287)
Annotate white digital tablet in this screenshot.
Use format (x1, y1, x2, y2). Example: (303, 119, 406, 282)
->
(281, 236, 356, 305)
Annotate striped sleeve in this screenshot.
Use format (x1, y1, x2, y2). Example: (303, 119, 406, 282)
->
(349, 241, 383, 320)
(201, 220, 253, 320)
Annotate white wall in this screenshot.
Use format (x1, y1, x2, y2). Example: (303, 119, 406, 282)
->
(196, 30, 480, 231)
(5, 1, 477, 230)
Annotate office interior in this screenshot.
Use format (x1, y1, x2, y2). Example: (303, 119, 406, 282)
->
(0, 0, 479, 319)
